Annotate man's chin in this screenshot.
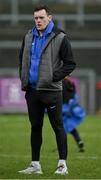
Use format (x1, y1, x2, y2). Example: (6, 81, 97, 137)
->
(37, 28, 44, 32)
(37, 28, 42, 30)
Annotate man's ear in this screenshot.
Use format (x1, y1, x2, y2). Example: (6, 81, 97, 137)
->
(48, 15, 52, 21)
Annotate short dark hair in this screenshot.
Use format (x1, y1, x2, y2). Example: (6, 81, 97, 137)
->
(34, 5, 51, 15)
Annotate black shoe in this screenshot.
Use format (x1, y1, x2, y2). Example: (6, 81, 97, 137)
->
(78, 141, 85, 152)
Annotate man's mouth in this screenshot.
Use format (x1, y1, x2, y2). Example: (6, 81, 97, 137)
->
(37, 24, 41, 27)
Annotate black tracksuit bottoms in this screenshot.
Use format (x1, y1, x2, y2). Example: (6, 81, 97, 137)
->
(25, 88, 67, 161)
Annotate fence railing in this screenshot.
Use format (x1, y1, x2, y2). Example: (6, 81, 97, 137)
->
(0, 40, 101, 49)
(1, 14, 101, 26)
(1, 0, 101, 25)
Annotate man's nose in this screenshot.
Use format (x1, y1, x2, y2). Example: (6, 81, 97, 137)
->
(37, 18, 41, 21)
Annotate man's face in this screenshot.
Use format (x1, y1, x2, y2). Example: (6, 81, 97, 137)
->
(34, 9, 52, 32)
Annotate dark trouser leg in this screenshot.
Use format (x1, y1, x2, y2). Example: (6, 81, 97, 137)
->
(70, 128, 81, 143)
(70, 128, 84, 152)
(25, 89, 45, 161)
(70, 129, 84, 152)
(47, 92, 67, 160)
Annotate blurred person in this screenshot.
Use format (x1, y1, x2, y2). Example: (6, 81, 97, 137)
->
(18, 5, 76, 175)
(62, 77, 86, 152)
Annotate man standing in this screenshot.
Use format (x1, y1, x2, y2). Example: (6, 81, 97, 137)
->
(18, 5, 76, 175)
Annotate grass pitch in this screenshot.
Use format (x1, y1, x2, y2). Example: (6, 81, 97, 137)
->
(0, 114, 101, 179)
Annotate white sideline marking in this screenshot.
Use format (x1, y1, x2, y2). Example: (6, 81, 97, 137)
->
(0, 154, 30, 158)
(1, 133, 100, 138)
(0, 154, 100, 160)
(80, 133, 101, 138)
(77, 155, 100, 160)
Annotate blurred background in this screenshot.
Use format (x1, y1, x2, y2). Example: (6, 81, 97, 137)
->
(0, 0, 101, 114)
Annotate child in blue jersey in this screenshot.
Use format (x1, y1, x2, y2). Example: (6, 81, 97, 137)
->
(62, 77, 86, 152)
